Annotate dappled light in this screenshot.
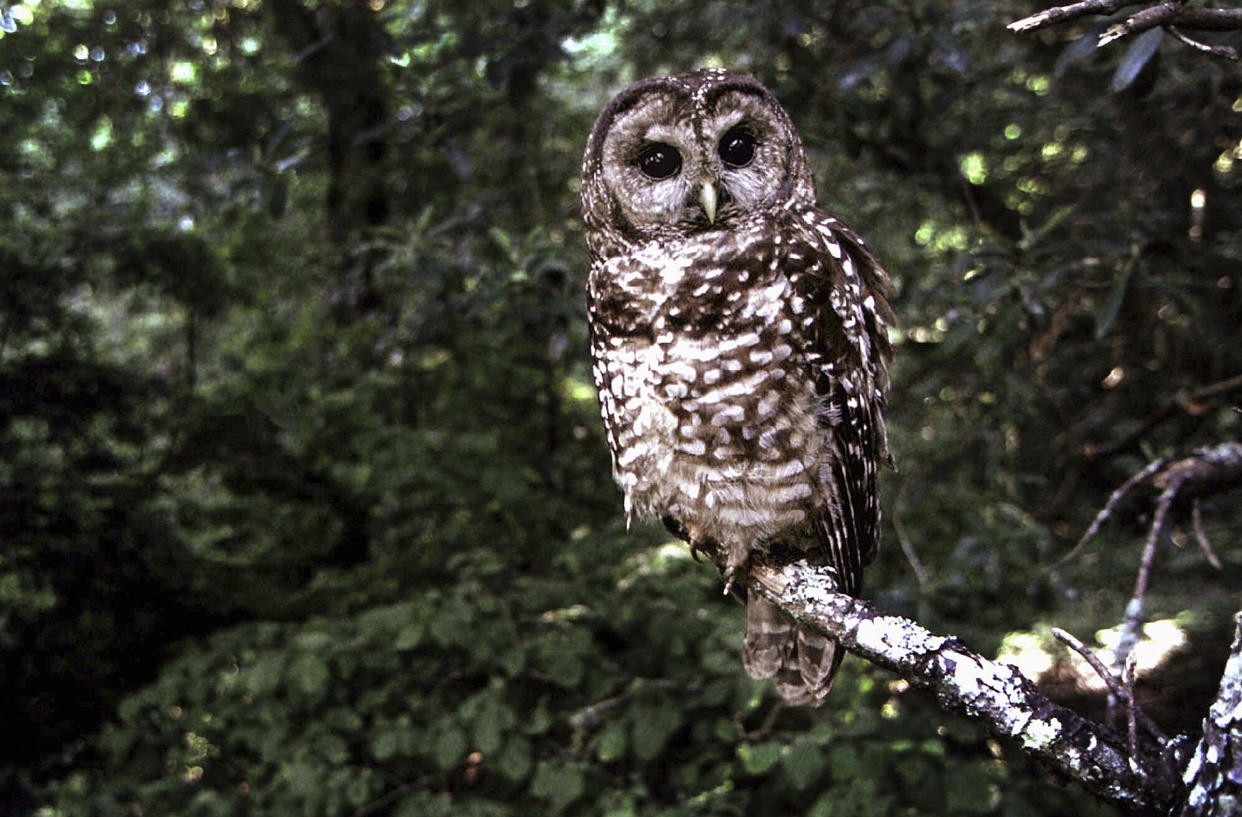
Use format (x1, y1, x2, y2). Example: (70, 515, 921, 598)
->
(1, 1, 1239, 815)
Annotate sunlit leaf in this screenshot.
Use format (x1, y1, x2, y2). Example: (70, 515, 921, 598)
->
(737, 741, 781, 775)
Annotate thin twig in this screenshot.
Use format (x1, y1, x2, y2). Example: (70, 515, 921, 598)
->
(1190, 500, 1224, 570)
(892, 484, 930, 593)
(1087, 373, 1242, 459)
(742, 700, 786, 741)
(1110, 483, 1176, 693)
(1099, 1, 1185, 47)
(1051, 456, 1168, 568)
(348, 775, 434, 817)
(1167, 26, 1241, 60)
(569, 678, 699, 731)
(1010, 1, 1242, 36)
(1008, 0, 1138, 33)
(1051, 627, 1166, 741)
(1183, 371, 1242, 404)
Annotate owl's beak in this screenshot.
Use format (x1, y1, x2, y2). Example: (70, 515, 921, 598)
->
(699, 181, 718, 224)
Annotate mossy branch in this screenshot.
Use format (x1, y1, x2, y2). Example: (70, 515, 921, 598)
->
(745, 558, 1194, 813)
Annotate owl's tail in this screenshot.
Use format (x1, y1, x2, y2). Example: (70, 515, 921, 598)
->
(741, 594, 842, 707)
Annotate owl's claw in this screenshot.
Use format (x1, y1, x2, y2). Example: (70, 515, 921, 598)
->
(721, 540, 752, 597)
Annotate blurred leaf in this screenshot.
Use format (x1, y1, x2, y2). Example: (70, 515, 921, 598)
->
(782, 741, 826, 790)
(471, 693, 513, 755)
(496, 734, 532, 782)
(1096, 260, 1133, 338)
(289, 653, 330, 699)
(245, 654, 286, 696)
(371, 728, 400, 761)
(531, 761, 585, 813)
(1111, 28, 1162, 91)
(597, 719, 628, 762)
(1055, 26, 1103, 77)
(945, 760, 999, 814)
(738, 741, 782, 775)
(630, 703, 680, 762)
(434, 725, 468, 770)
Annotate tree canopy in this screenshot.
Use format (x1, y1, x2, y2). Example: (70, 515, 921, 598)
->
(1, 1, 1239, 815)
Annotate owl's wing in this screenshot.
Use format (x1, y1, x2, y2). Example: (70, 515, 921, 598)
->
(785, 210, 894, 596)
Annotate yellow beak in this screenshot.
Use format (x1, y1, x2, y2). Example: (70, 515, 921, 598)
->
(699, 181, 718, 224)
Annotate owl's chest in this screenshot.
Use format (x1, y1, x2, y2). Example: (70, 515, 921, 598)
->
(588, 231, 784, 336)
(589, 234, 829, 541)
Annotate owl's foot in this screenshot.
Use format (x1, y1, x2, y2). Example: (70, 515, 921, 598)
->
(661, 515, 690, 543)
(664, 515, 719, 565)
(721, 540, 752, 596)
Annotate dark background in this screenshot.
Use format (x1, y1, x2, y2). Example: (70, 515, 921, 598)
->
(1, 1, 1239, 814)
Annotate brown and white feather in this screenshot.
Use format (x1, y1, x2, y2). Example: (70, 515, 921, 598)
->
(582, 68, 893, 706)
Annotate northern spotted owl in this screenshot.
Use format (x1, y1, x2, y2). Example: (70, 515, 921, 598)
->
(581, 68, 894, 706)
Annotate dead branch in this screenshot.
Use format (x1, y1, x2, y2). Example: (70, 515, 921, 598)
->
(1067, 445, 1242, 682)
(1008, 0, 1142, 33)
(1110, 478, 1173, 689)
(1056, 455, 1168, 568)
(1086, 373, 1242, 460)
(1176, 612, 1242, 817)
(1191, 501, 1224, 570)
(1008, 2, 1242, 59)
(1065, 443, 1241, 570)
(1167, 25, 1242, 60)
(1051, 627, 1167, 742)
(745, 559, 1185, 813)
(684, 444, 1242, 812)
(569, 678, 700, 732)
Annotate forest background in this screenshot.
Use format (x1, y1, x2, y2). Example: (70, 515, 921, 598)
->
(1, 1, 1240, 815)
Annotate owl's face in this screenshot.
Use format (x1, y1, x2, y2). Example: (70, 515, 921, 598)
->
(582, 69, 816, 246)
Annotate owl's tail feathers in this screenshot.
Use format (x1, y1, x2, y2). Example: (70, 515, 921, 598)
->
(742, 594, 842, 707)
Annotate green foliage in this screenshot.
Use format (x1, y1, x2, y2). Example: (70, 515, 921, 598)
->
(2, 0, 1239, 816)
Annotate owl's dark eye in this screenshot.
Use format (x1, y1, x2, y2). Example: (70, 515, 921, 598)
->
(637, 143, 682, 180)
(719, 127, 756, 168)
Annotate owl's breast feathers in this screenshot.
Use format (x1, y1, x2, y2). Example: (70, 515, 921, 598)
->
(587, 208, 893, 588)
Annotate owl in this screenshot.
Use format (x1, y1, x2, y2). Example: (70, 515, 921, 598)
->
(581, 68, 894, 706)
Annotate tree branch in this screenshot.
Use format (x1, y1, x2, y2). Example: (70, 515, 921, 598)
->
(1086, 372, 1242, 459)
(1008, 1, 1242, 59)
(1099, 3, 1195, 47)
(734, 443, 1242, 812)
(744, 559, 1185, 813)
(1177, 612, 1242, 817)
(1010, 1, 1242, 33)
(1008, 0, 1142, 33)
(1051, 626, 1167, 743)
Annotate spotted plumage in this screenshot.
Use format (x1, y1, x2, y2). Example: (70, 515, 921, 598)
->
(581, 68, 893, 706)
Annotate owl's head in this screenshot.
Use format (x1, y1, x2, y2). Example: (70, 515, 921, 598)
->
(581, 68, 816, 251)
